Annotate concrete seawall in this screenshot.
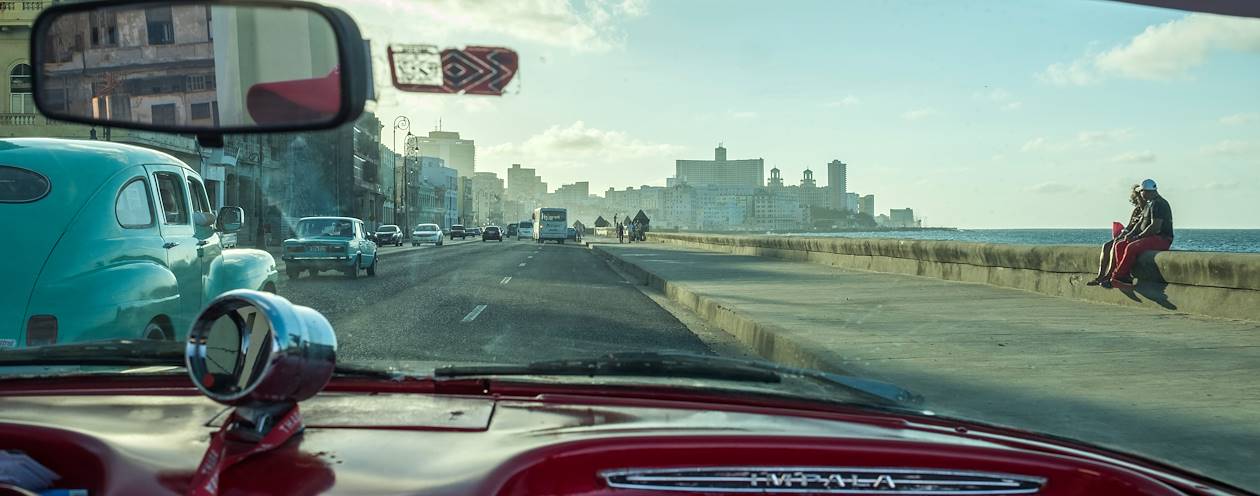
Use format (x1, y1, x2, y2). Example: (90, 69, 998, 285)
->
(646, 233, 1260, 322)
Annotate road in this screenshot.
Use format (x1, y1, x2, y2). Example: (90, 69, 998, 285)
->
(278, 237, 713, 366)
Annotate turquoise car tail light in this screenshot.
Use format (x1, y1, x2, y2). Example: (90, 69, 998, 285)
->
(26, 315, 57, 346)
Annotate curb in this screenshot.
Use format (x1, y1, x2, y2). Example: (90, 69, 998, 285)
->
(588, 243, 858, 377)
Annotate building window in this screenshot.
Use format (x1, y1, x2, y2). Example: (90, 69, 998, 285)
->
(8, 64, 33, 114)
(151, 103, 177, 125)
(146, 7, 175, 45)
(190, 102, 212, 120)
(187, 74, 214, 91)
(90, 11, 118, 47)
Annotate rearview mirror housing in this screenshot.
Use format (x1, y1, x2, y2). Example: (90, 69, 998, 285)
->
(29, 0, 369, 145)
(216, 206, 244, 233)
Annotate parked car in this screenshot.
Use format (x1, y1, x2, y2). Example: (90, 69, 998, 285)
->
(467, 227, 482, 237)
(449, 224, 467, 240)
(374, 224, 403, 246)
(282, 217, 378, 279)
(1, 139, 279, 347)
(411, 223, 444, 246)
(482, 226, 503, 242)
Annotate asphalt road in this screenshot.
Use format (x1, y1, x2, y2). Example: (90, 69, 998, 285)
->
(278, 237, 713, 366)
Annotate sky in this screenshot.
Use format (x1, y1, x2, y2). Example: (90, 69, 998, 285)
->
(339, 0, 1260, 228)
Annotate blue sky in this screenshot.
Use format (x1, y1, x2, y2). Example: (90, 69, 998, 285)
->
(351, 0, 1260, 228)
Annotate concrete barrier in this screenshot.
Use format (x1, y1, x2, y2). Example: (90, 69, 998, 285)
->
(645, 233, 1260, 322)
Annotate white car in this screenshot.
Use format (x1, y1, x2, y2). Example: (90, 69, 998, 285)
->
(411, 223, 444, 246)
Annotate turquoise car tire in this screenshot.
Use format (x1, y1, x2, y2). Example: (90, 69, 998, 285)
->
(287, 266, 301, 279)
(367, 257, 377, 277)
(347, 256, 360, 279)
(144, 317, 173, 341)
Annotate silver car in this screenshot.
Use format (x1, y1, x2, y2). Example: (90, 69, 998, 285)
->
(411, 223, 444, 246)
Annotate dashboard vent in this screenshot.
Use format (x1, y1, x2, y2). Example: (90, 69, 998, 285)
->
(600, 466, 1046, 494)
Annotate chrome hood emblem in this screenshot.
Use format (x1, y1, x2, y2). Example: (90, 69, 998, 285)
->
(600, 466, 1046, 494)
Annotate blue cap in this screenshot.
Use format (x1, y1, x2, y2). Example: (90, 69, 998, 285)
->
(1140, 179, 1157, 191)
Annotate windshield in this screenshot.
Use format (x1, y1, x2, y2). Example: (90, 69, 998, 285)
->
(6, 0, 1260, 490)
(297, 219, 353, 238)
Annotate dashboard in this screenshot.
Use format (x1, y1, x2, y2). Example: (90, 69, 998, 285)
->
(0, 376, 1233, 496)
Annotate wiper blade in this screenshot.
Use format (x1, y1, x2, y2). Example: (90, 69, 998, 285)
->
(435, 352, 780, 384)
(0, 339, 183, 367)
(435, 352, 922, 406)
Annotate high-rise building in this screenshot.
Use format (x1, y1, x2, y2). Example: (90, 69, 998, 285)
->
(827, 160, 847, 210)
(890, 208, 916, 228)
(417, 156, 458, 228)
(675, 145, 764, 188)
(799, 168, 827, 209)
(844, 192, 860, 213)
(506, 163, 546, 202)
(472, 172, 505, 225)
(859, 194, 876, 217)
(413, 130, 475, 223)
(555, 181, 590, 203)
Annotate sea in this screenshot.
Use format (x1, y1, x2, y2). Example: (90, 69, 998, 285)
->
(779, 229, 1260, 254)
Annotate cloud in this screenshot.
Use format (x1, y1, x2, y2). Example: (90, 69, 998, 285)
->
(1106, 151, 1157, 164)
(825, 95, 861, 108)
(1038, 14, 1260, 85)
(1077, 128, 1134, 146)
(1027, 182, 1083, 194)
(481, 121, 682, 169)
(727, 110, 758, 119)
(1220, 113, 1259, 125)
(1020, 137, 1047, 152)
(902, 107, 938, 121)
(366, 0, 647, 53)
(1201, 139, 1253, 156)
(972, 88, 1023, 111)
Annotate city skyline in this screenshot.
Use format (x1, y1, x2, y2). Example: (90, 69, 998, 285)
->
(352, 0, 1260, 229)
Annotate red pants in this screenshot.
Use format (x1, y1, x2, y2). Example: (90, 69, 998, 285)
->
(1110, 236, 1172, 280)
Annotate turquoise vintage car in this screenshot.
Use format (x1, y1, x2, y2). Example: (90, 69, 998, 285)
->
(0, 138, 279, 349)
(282, 216, 378, 279)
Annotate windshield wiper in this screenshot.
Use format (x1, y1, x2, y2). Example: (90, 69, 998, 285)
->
(434, 352, 922, 406)
(0, 340, 398, 379)
(0, 339, 183, 367)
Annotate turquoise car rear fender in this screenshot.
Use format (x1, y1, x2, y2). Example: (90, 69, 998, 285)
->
(23, 261, 181, 344)
(207, 248, 279, 299)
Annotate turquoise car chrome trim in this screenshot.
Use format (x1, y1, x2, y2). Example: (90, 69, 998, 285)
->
(0, 138, 279, 348)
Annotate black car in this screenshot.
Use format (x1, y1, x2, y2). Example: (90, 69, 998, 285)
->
(374, 224, 403, 246)
(506, 223, 519, 237)
(449, 225, 467, 240)
(482, 226, 503, 242)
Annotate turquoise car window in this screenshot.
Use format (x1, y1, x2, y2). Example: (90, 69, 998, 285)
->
(153, 172, 188, 225)
(186, 177, 211, 214)
(115, 178, 154, 228)
(0, 165, 50, 203)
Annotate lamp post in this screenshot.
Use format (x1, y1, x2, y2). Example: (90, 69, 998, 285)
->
(393, 116, 410, 227)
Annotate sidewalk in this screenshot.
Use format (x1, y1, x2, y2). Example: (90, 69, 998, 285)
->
(588, 238, 1260, 490)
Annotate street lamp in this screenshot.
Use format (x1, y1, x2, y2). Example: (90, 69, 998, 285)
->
(393, 116, 410, 227)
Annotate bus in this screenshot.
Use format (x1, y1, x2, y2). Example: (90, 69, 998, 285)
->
(532, 207, 568, 244)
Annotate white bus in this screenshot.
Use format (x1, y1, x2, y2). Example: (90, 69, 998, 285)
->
(532, 207, 568, 244)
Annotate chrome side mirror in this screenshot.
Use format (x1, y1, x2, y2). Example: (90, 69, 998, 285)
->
(186, 290, 336, 407)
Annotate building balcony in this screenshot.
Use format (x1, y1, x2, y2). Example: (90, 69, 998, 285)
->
(0, 1, 47, 26)
(0, 113, 97, 139)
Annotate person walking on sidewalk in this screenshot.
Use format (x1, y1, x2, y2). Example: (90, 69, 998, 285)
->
(1106, 179, 1174, 289)
(617, 222, 624, 243)
(1088, 184, 1144, 286)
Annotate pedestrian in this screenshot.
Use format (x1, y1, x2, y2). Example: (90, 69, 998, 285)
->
(1105, 179, 1174, 289)
(1088, 184, 1144, 286)
(617, 222, 624, 243)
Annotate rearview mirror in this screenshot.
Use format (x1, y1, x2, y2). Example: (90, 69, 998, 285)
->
(217, 206, 243, 233)
(31, 0, 368, 138)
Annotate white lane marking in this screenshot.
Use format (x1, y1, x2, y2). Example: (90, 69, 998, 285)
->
(518, 263, 527, 267)
(500, 276, 512, 285)
(527, 255, 534, 259)
(461, 304, 488, 323)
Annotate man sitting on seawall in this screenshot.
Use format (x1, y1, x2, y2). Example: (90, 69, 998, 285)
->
(1102, 178, 1174, 290)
